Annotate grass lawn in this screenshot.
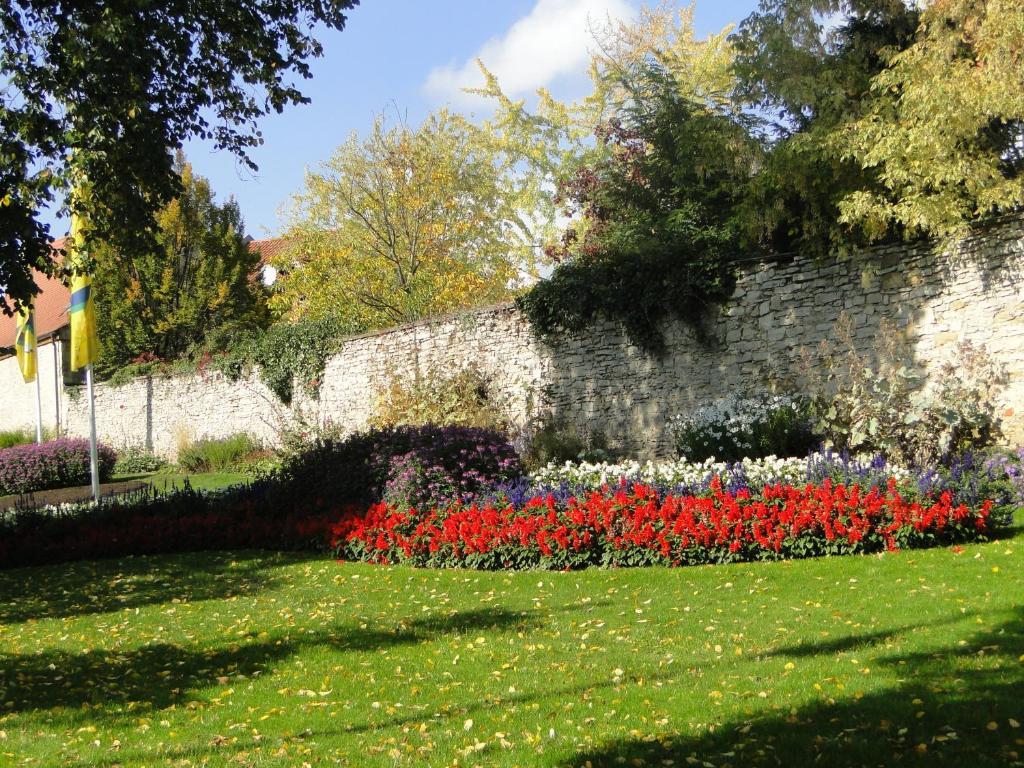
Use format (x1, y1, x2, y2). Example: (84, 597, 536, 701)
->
(0, 516, 1020, 767)
(113, 471, 253, 494)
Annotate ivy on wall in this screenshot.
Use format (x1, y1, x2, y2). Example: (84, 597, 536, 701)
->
(216, 316, 352, 405)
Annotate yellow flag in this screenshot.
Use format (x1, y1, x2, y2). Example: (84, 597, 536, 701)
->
(68, 211, 98, 371)
(15, 302, 37, 383)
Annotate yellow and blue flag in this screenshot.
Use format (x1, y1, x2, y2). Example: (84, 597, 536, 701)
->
(14, 302, 37, 383)
(68, 211, 98, 371)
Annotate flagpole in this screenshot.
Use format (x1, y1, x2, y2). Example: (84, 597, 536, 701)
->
(85, 364, 100, 501)
(34, 372, 43, 444)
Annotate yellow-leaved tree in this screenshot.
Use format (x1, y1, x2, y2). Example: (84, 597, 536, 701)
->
(835, 0, 1024, 241)
(270, 110, 542, 327)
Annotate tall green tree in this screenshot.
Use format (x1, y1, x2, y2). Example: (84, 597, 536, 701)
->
(730, 0, 920, 253)
(474, 5, 757, 350)
(0, 0, 358, 314)
(93, 155, 266, 375)
(519, 60, 755, 352)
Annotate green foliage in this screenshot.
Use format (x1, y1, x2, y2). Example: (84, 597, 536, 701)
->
(177, 434, 263, 474)
(519, 62, 750, 352)
(113, 447, 169, 476)
(0, 0, 357, 312)
(521, 418, 612, 471)
(368, 365, 508, 431)
(0, 427, 54, 449)
(835, 0, 1024, 242)
(730, 0, 921, 253)
(797, 315, 1006, 464)
(93, 154, 268, 377)
(276, 110, 540, 329)
(215, 314, 353, 405)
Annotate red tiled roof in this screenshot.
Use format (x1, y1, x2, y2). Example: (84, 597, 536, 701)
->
(0, 241, 70, 351)
(249, 237, 294, 269)
(0, 236, 290, 353)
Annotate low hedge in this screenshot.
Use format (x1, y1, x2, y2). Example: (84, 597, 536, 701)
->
(0, 482, 335, 569)
(277, 424, 522, 509)
(0, 438, 117, 496)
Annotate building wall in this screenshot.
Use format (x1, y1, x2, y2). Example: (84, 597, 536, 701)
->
(9, 216, 1022, 458)
(0, 338, 65, 437)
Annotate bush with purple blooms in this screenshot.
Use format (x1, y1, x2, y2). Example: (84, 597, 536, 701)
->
(275, 424, 523, 512)
(0, 438, 117, 496)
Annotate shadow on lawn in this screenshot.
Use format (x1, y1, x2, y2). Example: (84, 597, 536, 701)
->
(56, 664, 679, 768)
(0, 606, 540, 717)
(0, 551, 298, 624)
(558, 608, 1024, 768)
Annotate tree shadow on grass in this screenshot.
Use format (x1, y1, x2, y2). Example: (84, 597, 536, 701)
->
(762, 611, 983, 659)
(0, 550, 307, 624)
(55, 664, 678, 768)
(0, 606, 541, 718)
(558, 608, 1024, 768)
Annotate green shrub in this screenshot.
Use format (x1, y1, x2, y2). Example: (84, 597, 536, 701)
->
(369, 364, 508, 431)
(113, 446, 169, 475)
(798, 315, 1006, 465)
(214, 315, 354, 405)
(521, 418, 613, 471)
(0, 426, 56, 449)
(177, 434, 263, 473)
(0, 428, 37, 450)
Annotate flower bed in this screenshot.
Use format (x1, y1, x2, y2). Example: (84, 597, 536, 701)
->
(332, 477, 995, 570)
(668, 393, 816, 461)
(0, 438, 117, 496)
(3, 439, 1017, 571)
(528, 451, 913, 493)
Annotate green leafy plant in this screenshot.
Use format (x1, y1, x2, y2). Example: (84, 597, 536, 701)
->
(214, 315, 353, 405)
(93, 154, 269, 378)
(0, 427, 55, 449)
(369, 364, 508, 431)
(518, 61, 748, 353)
(113, 446, 169, 475)
(903, 342, 1008, 464)
(0, 0, 357, 313)
(177, 434, 263, 474)
(798, 315, 1006, 464)
(520, 416, 613, 471)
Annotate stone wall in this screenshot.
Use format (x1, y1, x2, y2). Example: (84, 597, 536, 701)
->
(60, 368, 288, 457)
(4, 216, 1022, 458)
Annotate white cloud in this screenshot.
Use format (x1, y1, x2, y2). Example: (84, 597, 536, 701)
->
(424, 0, 636, 107)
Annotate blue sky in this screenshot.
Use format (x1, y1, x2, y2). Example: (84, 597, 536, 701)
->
(180, 0, 763, 239)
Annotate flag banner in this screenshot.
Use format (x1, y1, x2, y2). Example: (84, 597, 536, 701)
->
(68, 211, 98, 371)
(15, 303, 37, 383)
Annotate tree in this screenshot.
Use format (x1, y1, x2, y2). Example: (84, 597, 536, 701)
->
(0, 0, 358, 314)
(519, 60, 755, 352)
(273, 110, 538, 328)
(730, 0, 920, 252)
(474, 4, 741, 252)
(476, 4, 754, 350)
(92, 154, 266, 376)
(835, 0, 1024, 241)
